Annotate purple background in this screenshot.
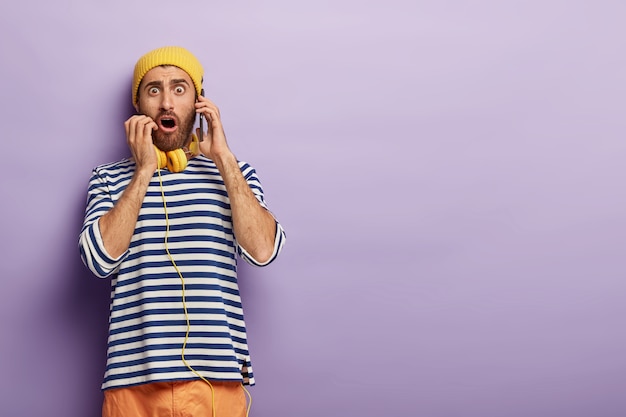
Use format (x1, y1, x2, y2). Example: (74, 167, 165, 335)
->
(1, 1, 625, 416)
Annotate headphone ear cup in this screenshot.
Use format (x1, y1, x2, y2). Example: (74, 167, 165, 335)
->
(189, 133, 200, 157)
(154, 145, 167, 169)
(166, 148, 187, 172)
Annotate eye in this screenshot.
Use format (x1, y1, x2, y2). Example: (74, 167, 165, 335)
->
(174, 85, 185, 94)
(148, 87, 160, 95)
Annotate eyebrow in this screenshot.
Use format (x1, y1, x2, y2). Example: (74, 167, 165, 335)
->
(143, 79, 191, 90)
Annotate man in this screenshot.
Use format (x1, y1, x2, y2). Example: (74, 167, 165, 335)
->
(79, 46, 286, 417)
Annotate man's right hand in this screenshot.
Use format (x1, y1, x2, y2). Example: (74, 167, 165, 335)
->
(100, 115, 158, 259)
(124, 115, 158, 175)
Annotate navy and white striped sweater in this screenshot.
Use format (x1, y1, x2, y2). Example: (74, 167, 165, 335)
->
(79, 154, 285, 390)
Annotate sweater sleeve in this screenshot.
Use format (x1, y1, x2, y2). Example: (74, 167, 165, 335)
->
(236, 162, 286, 267)
(78, 169, 130, 278)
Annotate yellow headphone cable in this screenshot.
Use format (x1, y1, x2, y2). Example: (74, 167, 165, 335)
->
(157, 167, 252, 417)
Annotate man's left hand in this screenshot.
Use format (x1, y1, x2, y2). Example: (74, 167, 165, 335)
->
(195, 96, 232, 161)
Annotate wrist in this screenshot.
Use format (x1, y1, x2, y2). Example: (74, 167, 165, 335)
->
(212, 150, 237, 167)
(134, 166, 155, 182)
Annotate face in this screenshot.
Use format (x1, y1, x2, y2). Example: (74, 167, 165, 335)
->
(135, 65, 196, 152)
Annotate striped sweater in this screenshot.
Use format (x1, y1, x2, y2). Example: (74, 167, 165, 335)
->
(78, 154, 285, 390)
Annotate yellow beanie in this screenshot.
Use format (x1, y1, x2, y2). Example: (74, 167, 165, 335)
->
(132, 46, 204, 104)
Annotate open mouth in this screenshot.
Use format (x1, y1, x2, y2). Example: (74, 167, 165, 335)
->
(160, 118, 177, 129)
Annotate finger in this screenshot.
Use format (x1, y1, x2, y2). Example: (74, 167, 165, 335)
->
(196, 95, 215, 105)
(130, 117, 146, 145)
(198, 107, 221, 124)
(196, 98, 220, 116)
(142, 119, 157, 141)
(125, 115, 144, 143)
(131, 116, 155, 145)
(128, 118, 141, 146)
(127, 115, 146, 138)
(196, 122, 211, 137)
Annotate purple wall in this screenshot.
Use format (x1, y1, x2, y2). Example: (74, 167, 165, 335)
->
(1, 1, 625, 416)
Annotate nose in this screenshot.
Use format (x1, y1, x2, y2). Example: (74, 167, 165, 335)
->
(159, 90, 174, 111)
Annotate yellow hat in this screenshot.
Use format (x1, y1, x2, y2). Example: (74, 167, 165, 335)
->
(132, 46, 204, 104)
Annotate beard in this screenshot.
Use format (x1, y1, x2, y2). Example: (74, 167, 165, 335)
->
(148, 108, 196, 152)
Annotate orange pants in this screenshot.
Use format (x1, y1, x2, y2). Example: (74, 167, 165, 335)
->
(102, 380, 248, 417)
